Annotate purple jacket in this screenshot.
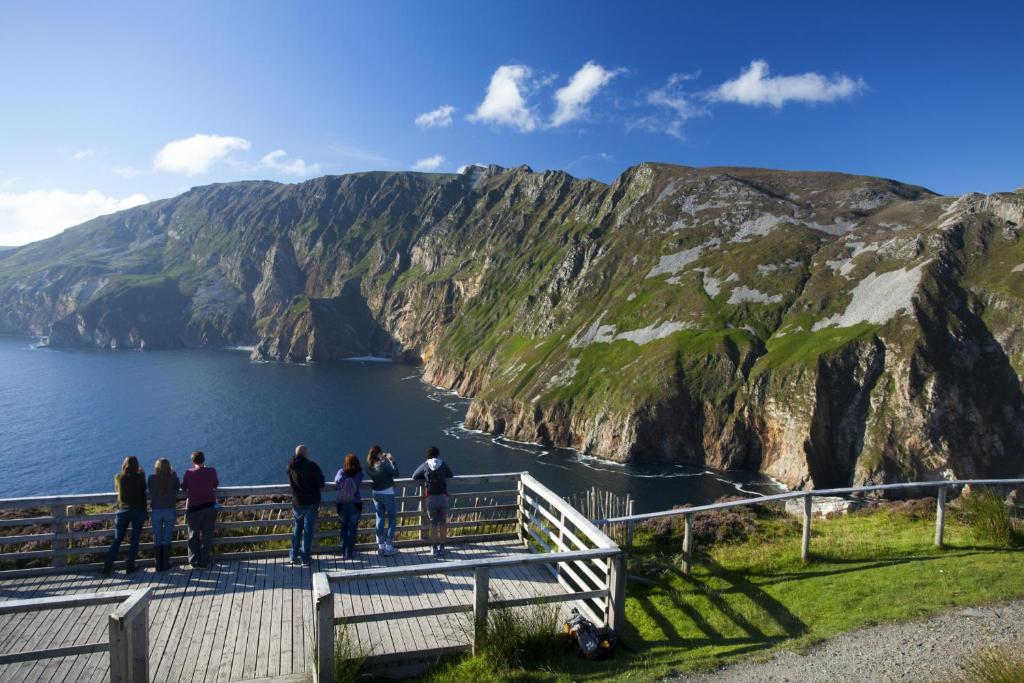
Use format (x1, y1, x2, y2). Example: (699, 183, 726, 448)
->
(181, 466, 219, 509)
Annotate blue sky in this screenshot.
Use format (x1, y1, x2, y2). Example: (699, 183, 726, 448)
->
(1, 1, 1022, 245)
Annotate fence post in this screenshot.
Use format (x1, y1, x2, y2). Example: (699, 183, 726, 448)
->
(681, 513, 693, 575)
(50, 505, 68, 568)
(417, 486, 427, 543)
(801, 494, 813, 563)
(109, 612, 128, 683)
(472, 566, 490, 655)
(607, 552, 626, 632)
(128, 603, 149, 682)
(934, 485, 947, 548)
(516, 477, 526, 547)
(313, 573, 334, 683)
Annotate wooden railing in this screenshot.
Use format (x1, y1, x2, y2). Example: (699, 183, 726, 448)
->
(0, 587, 152, 682)
(0, 473, 522, 577)
(311, 472, 624, 683)
(595, 478, 1024, 574)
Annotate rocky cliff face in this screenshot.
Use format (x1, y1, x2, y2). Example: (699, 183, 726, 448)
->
(2, 164, 1022, 488)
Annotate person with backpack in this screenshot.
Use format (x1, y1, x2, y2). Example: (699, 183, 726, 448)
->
(366, 445, 399, 556)
(412, 446, 454, 556)
(287, 444, 326, 565)
(334, 453, 364, 559)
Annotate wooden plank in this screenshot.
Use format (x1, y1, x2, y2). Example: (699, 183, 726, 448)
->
(520, 473, 615, 549)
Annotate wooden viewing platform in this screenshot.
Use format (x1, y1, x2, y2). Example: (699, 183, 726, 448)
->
(0, 472, 624, 682)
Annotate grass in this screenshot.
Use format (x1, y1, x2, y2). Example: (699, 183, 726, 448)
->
(948, 648, 1024, 683)
(958, 487, 1019, 546)
(417, 501, 1024, 682)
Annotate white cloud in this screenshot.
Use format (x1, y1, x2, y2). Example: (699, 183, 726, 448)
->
(72, 149, 96, 161)
(413, 154, 445, 172)
(112, 165, 142, 178)
(153, 134, 251, 175)
(1, 177, 21, 189)
(633, 73, 707, 140)
(711, 59, 864, 108)
(0, 189, 149, 246)
(259, 150, 321, 177)
(551, 61, 623, 127)
(468, 65, 539, 132)
(415, 105, 456, 128)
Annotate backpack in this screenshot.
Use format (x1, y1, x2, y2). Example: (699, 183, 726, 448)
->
(564, 609, 618, 660)
(423, 464, 447, 496)
(337, 475, 358, 503)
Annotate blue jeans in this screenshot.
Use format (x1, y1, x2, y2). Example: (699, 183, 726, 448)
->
(151, 508, 176, 545)
(107, 508, 147, 567)
(290, 505, 319, 562)
(337, 502, 362, 555)
(372, 493, 397, 545)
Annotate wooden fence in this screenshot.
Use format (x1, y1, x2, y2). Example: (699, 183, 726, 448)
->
(0, 588, 152, 682)
(0, 473, 522, 577)
(312, 472, 624, 683)
(595, 478, 1024, 574)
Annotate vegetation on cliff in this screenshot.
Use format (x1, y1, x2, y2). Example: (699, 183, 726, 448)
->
(1, 164, 1023, 486)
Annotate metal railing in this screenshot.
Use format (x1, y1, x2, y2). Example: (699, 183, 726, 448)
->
(594, 478, 1024, 574)
(0, 473, 523, 577)
(311, 472, 624, 683)
(0, 587, 153, 682)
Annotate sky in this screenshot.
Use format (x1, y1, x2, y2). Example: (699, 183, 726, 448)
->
(1, 0, 1022, 246)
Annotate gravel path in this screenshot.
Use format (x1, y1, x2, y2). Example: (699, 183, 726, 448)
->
(667, 600, 1024, 683)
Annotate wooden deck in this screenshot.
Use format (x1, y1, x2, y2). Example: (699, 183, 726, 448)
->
(0, 539, 559, 682)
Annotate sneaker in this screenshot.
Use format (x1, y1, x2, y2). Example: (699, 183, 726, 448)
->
(431, 545, 439, 556)
(382, 543, 396, 556)
(289, 556, 300, 565)
(377, 543, 386, 554)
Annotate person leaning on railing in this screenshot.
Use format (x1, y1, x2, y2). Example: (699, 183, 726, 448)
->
(287, 444, 325, 565)
(102, 456, 148, 576)
(181, 451, 219, 569)
(412, 446, 454, 557)
(148, 458, 180, 572)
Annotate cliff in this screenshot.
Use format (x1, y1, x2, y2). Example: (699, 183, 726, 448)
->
(1, 163, 1022, 488)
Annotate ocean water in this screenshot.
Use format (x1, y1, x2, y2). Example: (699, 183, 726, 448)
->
(0, 336, 779, 510)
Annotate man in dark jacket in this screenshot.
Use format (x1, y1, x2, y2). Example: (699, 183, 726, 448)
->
(287, 444, 326, 564)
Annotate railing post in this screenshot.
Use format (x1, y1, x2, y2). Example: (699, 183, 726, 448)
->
(935, 485, 948, 548)
(51, 505, 68, 568)
(128, 603, 149, 682)
(681, 513, 693, 575)
(417, 486, 427, 543)
(516, 477, 526, 547)
(801, 493, 813, 563)
(108, 612, 128, 683)
(607, 552, 626, 631)
(472, 566, 490, 655)
(313, 572, 334, 683)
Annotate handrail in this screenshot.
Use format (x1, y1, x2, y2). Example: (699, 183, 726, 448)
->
(325, 546, 619, 582)
(595, 477, 1024, 525)
(0, 472, 526, 509)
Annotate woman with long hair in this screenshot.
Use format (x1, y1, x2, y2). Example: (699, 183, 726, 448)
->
(366, 445, 399, 556)
(102, 456, 148, 575)
(334, 453, 364, 559)
(148, 458, 180, 571)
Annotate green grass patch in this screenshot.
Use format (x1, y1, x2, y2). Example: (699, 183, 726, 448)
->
(417, 503, 1024, 682)
(753, 321, 879, 374)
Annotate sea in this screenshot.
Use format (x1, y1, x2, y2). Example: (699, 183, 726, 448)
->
(0, 336, 781, 510)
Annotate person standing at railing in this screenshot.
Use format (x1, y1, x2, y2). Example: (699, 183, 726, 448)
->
(287, 444, 325, 565)
(366, 445, 399, 556)
(148, 458, 180, 572)
(334, 453, 364, 559)
(102, 456, 148, 576)
(412, 446, 454, 556)
(181, 450, 219, 569)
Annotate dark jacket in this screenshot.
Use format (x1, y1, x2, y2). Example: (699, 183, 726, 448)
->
(147, 473, 180, 510)
(412, 458, 453, 497)
(367, 459, 399, 492)
(287, 457, 326, 507)
(115, 471, 147, 510)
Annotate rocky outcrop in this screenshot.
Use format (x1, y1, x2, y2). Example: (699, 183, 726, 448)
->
(1, 163, 1023, 488)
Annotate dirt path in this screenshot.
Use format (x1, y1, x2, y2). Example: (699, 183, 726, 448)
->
(667, 600, 1024, 683)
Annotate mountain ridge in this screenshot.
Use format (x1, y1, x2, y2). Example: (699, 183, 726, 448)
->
(1, 161, 1021, 490)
